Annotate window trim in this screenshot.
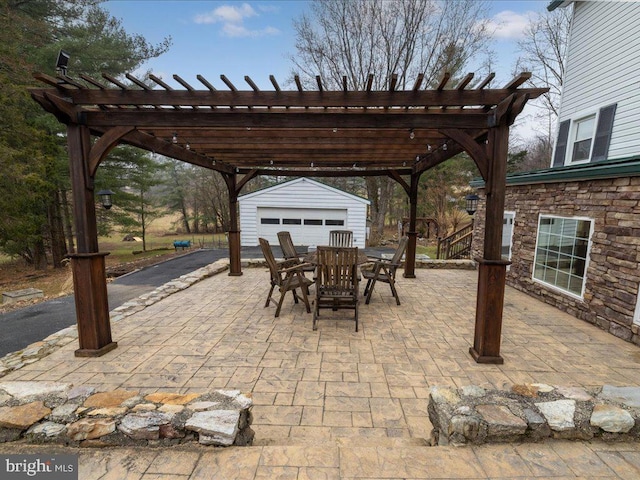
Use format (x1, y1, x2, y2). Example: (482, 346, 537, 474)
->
(569, 113, 596, 164)
(531, 214, 594, 300)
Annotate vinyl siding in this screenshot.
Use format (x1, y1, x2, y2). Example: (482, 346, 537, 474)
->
(238, 178, 369, 247)
(557, 1, 640, 160)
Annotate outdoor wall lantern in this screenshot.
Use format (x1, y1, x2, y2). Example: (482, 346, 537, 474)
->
(96, 189, 114, 210)
(465, 194, 479, 216)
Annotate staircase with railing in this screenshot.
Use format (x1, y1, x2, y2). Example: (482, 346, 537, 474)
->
(437, 222, 474, 259)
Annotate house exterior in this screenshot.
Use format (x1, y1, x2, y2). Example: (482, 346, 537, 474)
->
(238, 178, 370, 248)
(472, 0, 640, 345)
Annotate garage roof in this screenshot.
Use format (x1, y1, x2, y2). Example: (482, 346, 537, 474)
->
(238, 178, 370, 204)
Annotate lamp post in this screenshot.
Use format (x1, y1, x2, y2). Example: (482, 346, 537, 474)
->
(96, 189, 114, 210)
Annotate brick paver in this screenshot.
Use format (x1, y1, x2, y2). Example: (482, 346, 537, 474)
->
(2, 267, 640, 478)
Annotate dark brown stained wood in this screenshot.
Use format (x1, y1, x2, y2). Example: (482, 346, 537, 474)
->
(245, 76, 260, 91)
(476, 72, 495, 90)
(102, 73, 129, 90)
(294, 75, 303, 91)
(173, 74, 195, 91)
(456, 73, 474, 90)
(197, 74, 216, 91)
(70, 252, 116, 357)
(366, 74, 374, 92)
(88, 126, 135, 176)
(342, 76, 348, 92)
(82, 110, 491, 130)
(220, 74, 237, 91)
(389, 74, 398, 91)
(316, 75, 323, 92)
(269, 75, 281, 91)
(60, 88, 545, 108)
(412, 73, 424, 91)
(403, 173, 420, 279)
(126, 73, 151, 90)
(441, 128, 489, 180)
(437, 72, 450, 90)
(469, 259, 508, 364)
(504, 72, 532, 89)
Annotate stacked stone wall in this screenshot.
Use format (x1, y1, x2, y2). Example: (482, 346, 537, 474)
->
(471, 177, 640, 345)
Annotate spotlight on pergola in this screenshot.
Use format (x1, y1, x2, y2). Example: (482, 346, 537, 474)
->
(96, 189, 114, 210)
(55, 50, 70, 76)
(465, 194, 479, 216)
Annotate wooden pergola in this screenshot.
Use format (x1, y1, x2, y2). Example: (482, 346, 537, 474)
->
(30, 70, 546, 363)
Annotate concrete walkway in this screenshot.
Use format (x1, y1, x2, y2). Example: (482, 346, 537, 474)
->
(2, 266, 640, 478)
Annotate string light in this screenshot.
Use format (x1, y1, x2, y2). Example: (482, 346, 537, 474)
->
(409, 129, 415, 140)
(171, 133, 178, 144)
(427, 144, 432, 152)
(442, 143, 448, 151)
(185, 142, 190, 150)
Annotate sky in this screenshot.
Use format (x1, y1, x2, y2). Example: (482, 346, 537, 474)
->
(102, 0, 556, 141)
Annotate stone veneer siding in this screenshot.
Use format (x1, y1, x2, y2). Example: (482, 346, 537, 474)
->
(471, 176, 640, 345)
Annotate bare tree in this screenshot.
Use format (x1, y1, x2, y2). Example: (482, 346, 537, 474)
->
(516, 6, 571, 141)
(291, 0, 492, 244)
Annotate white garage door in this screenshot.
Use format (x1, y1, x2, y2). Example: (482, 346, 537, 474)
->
(257, 207, 347, 246)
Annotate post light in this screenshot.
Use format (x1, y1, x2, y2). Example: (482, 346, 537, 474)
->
(97, 189, 114, 210)
(465, 194, 479, 216)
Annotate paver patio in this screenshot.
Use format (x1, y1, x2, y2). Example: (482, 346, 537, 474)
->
(4, 267, 640, 444)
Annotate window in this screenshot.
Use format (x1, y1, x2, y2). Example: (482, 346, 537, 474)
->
(325, 219, 345, 226)
(261, 218, 279, 225)
(283, 218, 302, 225)
(533, 215, 592, 297)
(304, 219, 323, 226)
(552, 104, 617, 167)
(571, 115, 595, 162)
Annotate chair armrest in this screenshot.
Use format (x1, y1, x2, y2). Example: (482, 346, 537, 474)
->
(279, 262, 313, 274)
(366, 256, 391, 264)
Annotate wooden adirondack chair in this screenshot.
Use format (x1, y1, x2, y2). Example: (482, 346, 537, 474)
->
(362, 236, 408, 305)
(313, 246, 359, 331)
(259, 238, 314, 317)
(277, 231, 315, 274)
(329, 230, 353, 247)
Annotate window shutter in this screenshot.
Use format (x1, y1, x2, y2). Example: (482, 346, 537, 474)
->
(552, 120, 570, 167)
(591, 103, 617, 162)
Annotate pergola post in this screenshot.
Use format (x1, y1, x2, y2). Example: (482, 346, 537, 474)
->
(223, 173, 242, 276)
(66, 124, 117, 357)
(469, 123, 510, 364)
(403, 172, 420, 278)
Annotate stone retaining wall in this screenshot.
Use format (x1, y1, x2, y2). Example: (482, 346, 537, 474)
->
(429, 383, 640, 446)
(0, 381, 253, 447)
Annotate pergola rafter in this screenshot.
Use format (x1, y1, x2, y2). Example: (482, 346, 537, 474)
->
(29, 70, 546, 364)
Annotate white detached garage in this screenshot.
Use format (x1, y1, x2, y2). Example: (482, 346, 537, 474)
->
(239, 178, 370, 248)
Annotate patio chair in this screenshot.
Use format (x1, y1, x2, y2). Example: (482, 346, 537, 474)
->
(329, 230, 353, 247)
(259, 238, 314, 317)
(277, 231, 315, 274)
(362, 236, 409, 305)
(313, 246, 359, 331)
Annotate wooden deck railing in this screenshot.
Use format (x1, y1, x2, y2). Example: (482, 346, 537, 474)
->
(437, 222, 474, 260)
